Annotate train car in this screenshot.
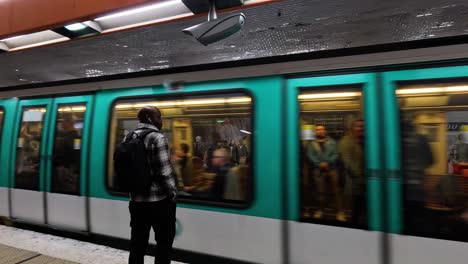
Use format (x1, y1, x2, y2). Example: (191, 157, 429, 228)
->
(0, 44, 468, 264)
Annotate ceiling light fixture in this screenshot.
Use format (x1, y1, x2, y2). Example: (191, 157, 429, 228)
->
(53, 21, 102, 39)
(95, 0, 182, 21)
(64, 23, 87, 31)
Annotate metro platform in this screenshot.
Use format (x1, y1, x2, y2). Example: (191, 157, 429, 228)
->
(0, 244, 78, 264)
(0, 225, 185, 264)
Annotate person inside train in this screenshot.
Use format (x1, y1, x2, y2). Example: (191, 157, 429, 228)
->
(306, 125, 345, 221)
(237, 137, 249, 165)
(338, 119, 365, 226)
(211, 148, 233, 201)
(178, 143, 194, 187)
(228, 139, 239, 165)
(400, 115, 434, 234)
(53, 113, 80, 194)
(170, 146, 186, 193)
(184, 156, 211, 196)
(193, 136, 206, 160)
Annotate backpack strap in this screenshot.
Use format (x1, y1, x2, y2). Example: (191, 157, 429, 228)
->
(135, 128, 159, 139)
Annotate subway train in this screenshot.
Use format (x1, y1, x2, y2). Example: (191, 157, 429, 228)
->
(1, 43, 468, 264)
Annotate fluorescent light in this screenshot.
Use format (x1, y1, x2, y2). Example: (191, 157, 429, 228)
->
(0, 35, 24, 42)
(446, 86, 468, 92)
(95, 0, 182, 21)
(298, 92, 361, 100)
(396, 88, 443, 94)
(4, 30, 69, 50)
(8, 37, 69, 51)
(115, 97, 252, 109)
(58, 106, 87, 112)
(226, 97, 252, 103)
(64, 23, 87, 31)
(397, 85, 468, 95)
(101, 13, 192, 34)
(240, 130, 252, 134)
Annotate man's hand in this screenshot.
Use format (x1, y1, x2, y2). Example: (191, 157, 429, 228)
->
(319, 162, 329, 170)
(168, 191, 177, 203)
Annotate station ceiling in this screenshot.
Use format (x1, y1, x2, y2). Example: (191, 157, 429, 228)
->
(1, 0, 468, 89)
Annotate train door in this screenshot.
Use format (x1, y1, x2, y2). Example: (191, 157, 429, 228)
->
(10, 99, 53, 223)
(382, 66, 468, 263)
(43, 96, 93, 230)
(0, 98, 18, 219)
(285, 73, 385, 264)
(10, 96, 93, 230)
(0, 103, 6, 217)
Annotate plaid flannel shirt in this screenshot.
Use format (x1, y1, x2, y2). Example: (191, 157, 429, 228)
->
(127, 123, 177, 202)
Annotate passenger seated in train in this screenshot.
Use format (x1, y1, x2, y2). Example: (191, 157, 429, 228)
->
(170, 146, 186, 193)
(210, 148, 233, 201)
(306, 125, 345, 221)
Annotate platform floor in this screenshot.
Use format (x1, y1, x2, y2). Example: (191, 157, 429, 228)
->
(0, 225, 184, 264)
(0, 243, 78, 264)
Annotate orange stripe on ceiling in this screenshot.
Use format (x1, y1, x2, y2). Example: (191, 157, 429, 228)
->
(0, 0, 160, 39)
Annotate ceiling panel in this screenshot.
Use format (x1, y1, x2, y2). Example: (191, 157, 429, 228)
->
(1, 0, 468, 89)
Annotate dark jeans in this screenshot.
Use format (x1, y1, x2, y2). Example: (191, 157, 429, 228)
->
(129, 199, 176, 264)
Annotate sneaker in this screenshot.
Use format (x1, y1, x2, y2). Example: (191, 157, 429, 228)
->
(314, 210, 323, 219)
(336, 211, 346, 222)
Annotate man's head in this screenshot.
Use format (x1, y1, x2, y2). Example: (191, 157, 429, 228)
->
(61, 113, 75, 131)
(315, 125, 326, 139)
(137, 106, 162, 130)
(352, 119, 364, 140)
(195, 136, 202, 142)
(212, 148, 230, 167)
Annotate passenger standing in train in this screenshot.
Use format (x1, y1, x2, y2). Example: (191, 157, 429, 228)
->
(127, 106, 177, 264)
(338, 119, 365, 226)
(53, 114, 80, 194)
(178, 143, 193, 187)
(237, 138, 249, 165)
(307, 125, 345, 221)
(229, 139, 239, 164)
(400, 118, 434, 234)
(211, 148, 233, 201)
(193, 136, 206, 159)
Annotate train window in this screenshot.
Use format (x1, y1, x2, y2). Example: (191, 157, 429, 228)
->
(397, 83, 468, 242)
(299, 89, 367, 228)
(107, 93, 253, 205)
(15, 106, 46, 191)
(51, 105, 86, 195)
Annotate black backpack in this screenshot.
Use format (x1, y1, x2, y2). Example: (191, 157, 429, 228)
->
(113, 128, 158, 195)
